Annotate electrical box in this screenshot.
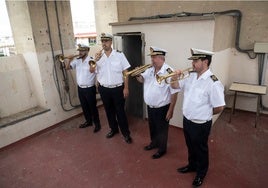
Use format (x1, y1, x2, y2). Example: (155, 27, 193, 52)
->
(254, 43, 268, 53)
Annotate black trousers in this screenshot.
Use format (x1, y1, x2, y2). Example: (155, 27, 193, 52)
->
(147, 104, 170, 153)
(78, 86, 100, 126)
(98, 85, 130, 137)
(183, 116, 212, 178)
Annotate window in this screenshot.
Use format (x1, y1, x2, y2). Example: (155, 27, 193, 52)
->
(0, 0, 15, 56)
(70, 0, 96, 46)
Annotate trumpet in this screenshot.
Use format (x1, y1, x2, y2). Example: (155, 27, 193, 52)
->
(56, 54, 80, 63)
(156, 67, 194, 84)
(89, 48, 104, 68)
(124, 64, 152, 78)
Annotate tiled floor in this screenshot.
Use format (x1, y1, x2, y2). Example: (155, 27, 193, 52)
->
(0, 107, 267, 188)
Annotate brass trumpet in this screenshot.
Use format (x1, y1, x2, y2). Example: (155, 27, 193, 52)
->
(156, 67, 194, 84)
(124, 64, 152, 78)
(56, 54, 80, 63)
(89, 48, 104, 68)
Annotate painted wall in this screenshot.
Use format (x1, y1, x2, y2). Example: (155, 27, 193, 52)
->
(112, 18, 220, 127)
(112, 1, 268, 114)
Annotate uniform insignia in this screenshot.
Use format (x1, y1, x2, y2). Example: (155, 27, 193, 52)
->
(116, 50, 122, 53)
(210, 75, 218, 82)
(166, 68, 173, 74)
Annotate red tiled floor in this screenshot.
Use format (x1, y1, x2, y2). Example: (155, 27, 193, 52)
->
(0, 107, 267, 188)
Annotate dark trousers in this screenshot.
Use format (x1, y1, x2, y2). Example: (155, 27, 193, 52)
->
(98, 85, 130, 137)
(147, 104, 170, 153)
(78, 86, 100, 126)
(183, 116, 212, 178)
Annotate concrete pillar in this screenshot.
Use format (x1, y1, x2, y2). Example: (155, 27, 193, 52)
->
(94, 0, 118, 42)
(5, 1, 76, 108)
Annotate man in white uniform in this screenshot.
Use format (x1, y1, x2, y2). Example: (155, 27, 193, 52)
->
(136, 46, 179, 159)
(90, 33, 132, 144)
(171, 48, 225, 187)
(65, 44, 101, 133)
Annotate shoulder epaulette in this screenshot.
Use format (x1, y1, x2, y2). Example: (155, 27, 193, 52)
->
(166, 68, 173, 74)
(116, 50, 122, 53)
(210, 75, 218, 82)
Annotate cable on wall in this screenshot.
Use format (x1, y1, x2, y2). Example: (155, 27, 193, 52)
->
(44, 0, 76, 111)
(128, 10, 257, 59)
(54, 0, 80, 108)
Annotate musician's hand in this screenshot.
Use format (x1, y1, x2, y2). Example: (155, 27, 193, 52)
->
(136, 75, 144, 83)
(171, 70, 182, 81)
(89, 65, 95, 73)
(165, 108, 173, 121)
(123, 88, 129, 98)
(95, 53, 101, 62)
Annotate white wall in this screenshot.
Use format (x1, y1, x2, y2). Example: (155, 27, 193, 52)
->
(225, 48, 268, 113)
(112, 18, 268, 128)
(112, 19, 217, 127)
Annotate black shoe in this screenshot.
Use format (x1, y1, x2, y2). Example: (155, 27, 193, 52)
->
(144, 144, 156, 151)
(106, 130, 119, 138)
(152, 151, 166, 159)
(93, 126, 101, 133)
(177, 165, 196, 173)
(192, 176, 204, 187)
(124, 135, 132, 144)
(79, 122, 92, 128)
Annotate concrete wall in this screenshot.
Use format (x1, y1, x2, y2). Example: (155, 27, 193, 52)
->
(94, 0, 118, 42)
(0, 55, 37, 117)
(116, 1, 268, 50)
(0, 1, 82, 148)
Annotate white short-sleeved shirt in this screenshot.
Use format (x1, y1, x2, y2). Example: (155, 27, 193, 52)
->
(70, 56, 96, 87)
(141, 63, 180, 107)
(96, 49, 130, 86)
(179, 69, 225, 121)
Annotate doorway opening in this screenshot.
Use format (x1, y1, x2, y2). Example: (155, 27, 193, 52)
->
(113, 32, 145, 118)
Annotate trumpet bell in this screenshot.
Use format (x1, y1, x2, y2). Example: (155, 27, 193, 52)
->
(89, 59, 96, 68)
(124, 64, 152, 78)
(54, 54, 65, 63)
(156, 67, 194, 84)
(55, 54, 80, 63)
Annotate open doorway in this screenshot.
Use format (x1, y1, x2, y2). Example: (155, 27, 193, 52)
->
(113, 32, 145, 118)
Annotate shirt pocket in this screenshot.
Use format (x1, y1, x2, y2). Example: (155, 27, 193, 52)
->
(191, 88, 207, 103)
(111, 60, 122, 73)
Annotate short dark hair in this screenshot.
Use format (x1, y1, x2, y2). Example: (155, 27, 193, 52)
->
(200, 55, 212, 66)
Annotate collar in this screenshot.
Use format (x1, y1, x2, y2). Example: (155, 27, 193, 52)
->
(198, 69, 212, 80)
(154, 63, 167, 75)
